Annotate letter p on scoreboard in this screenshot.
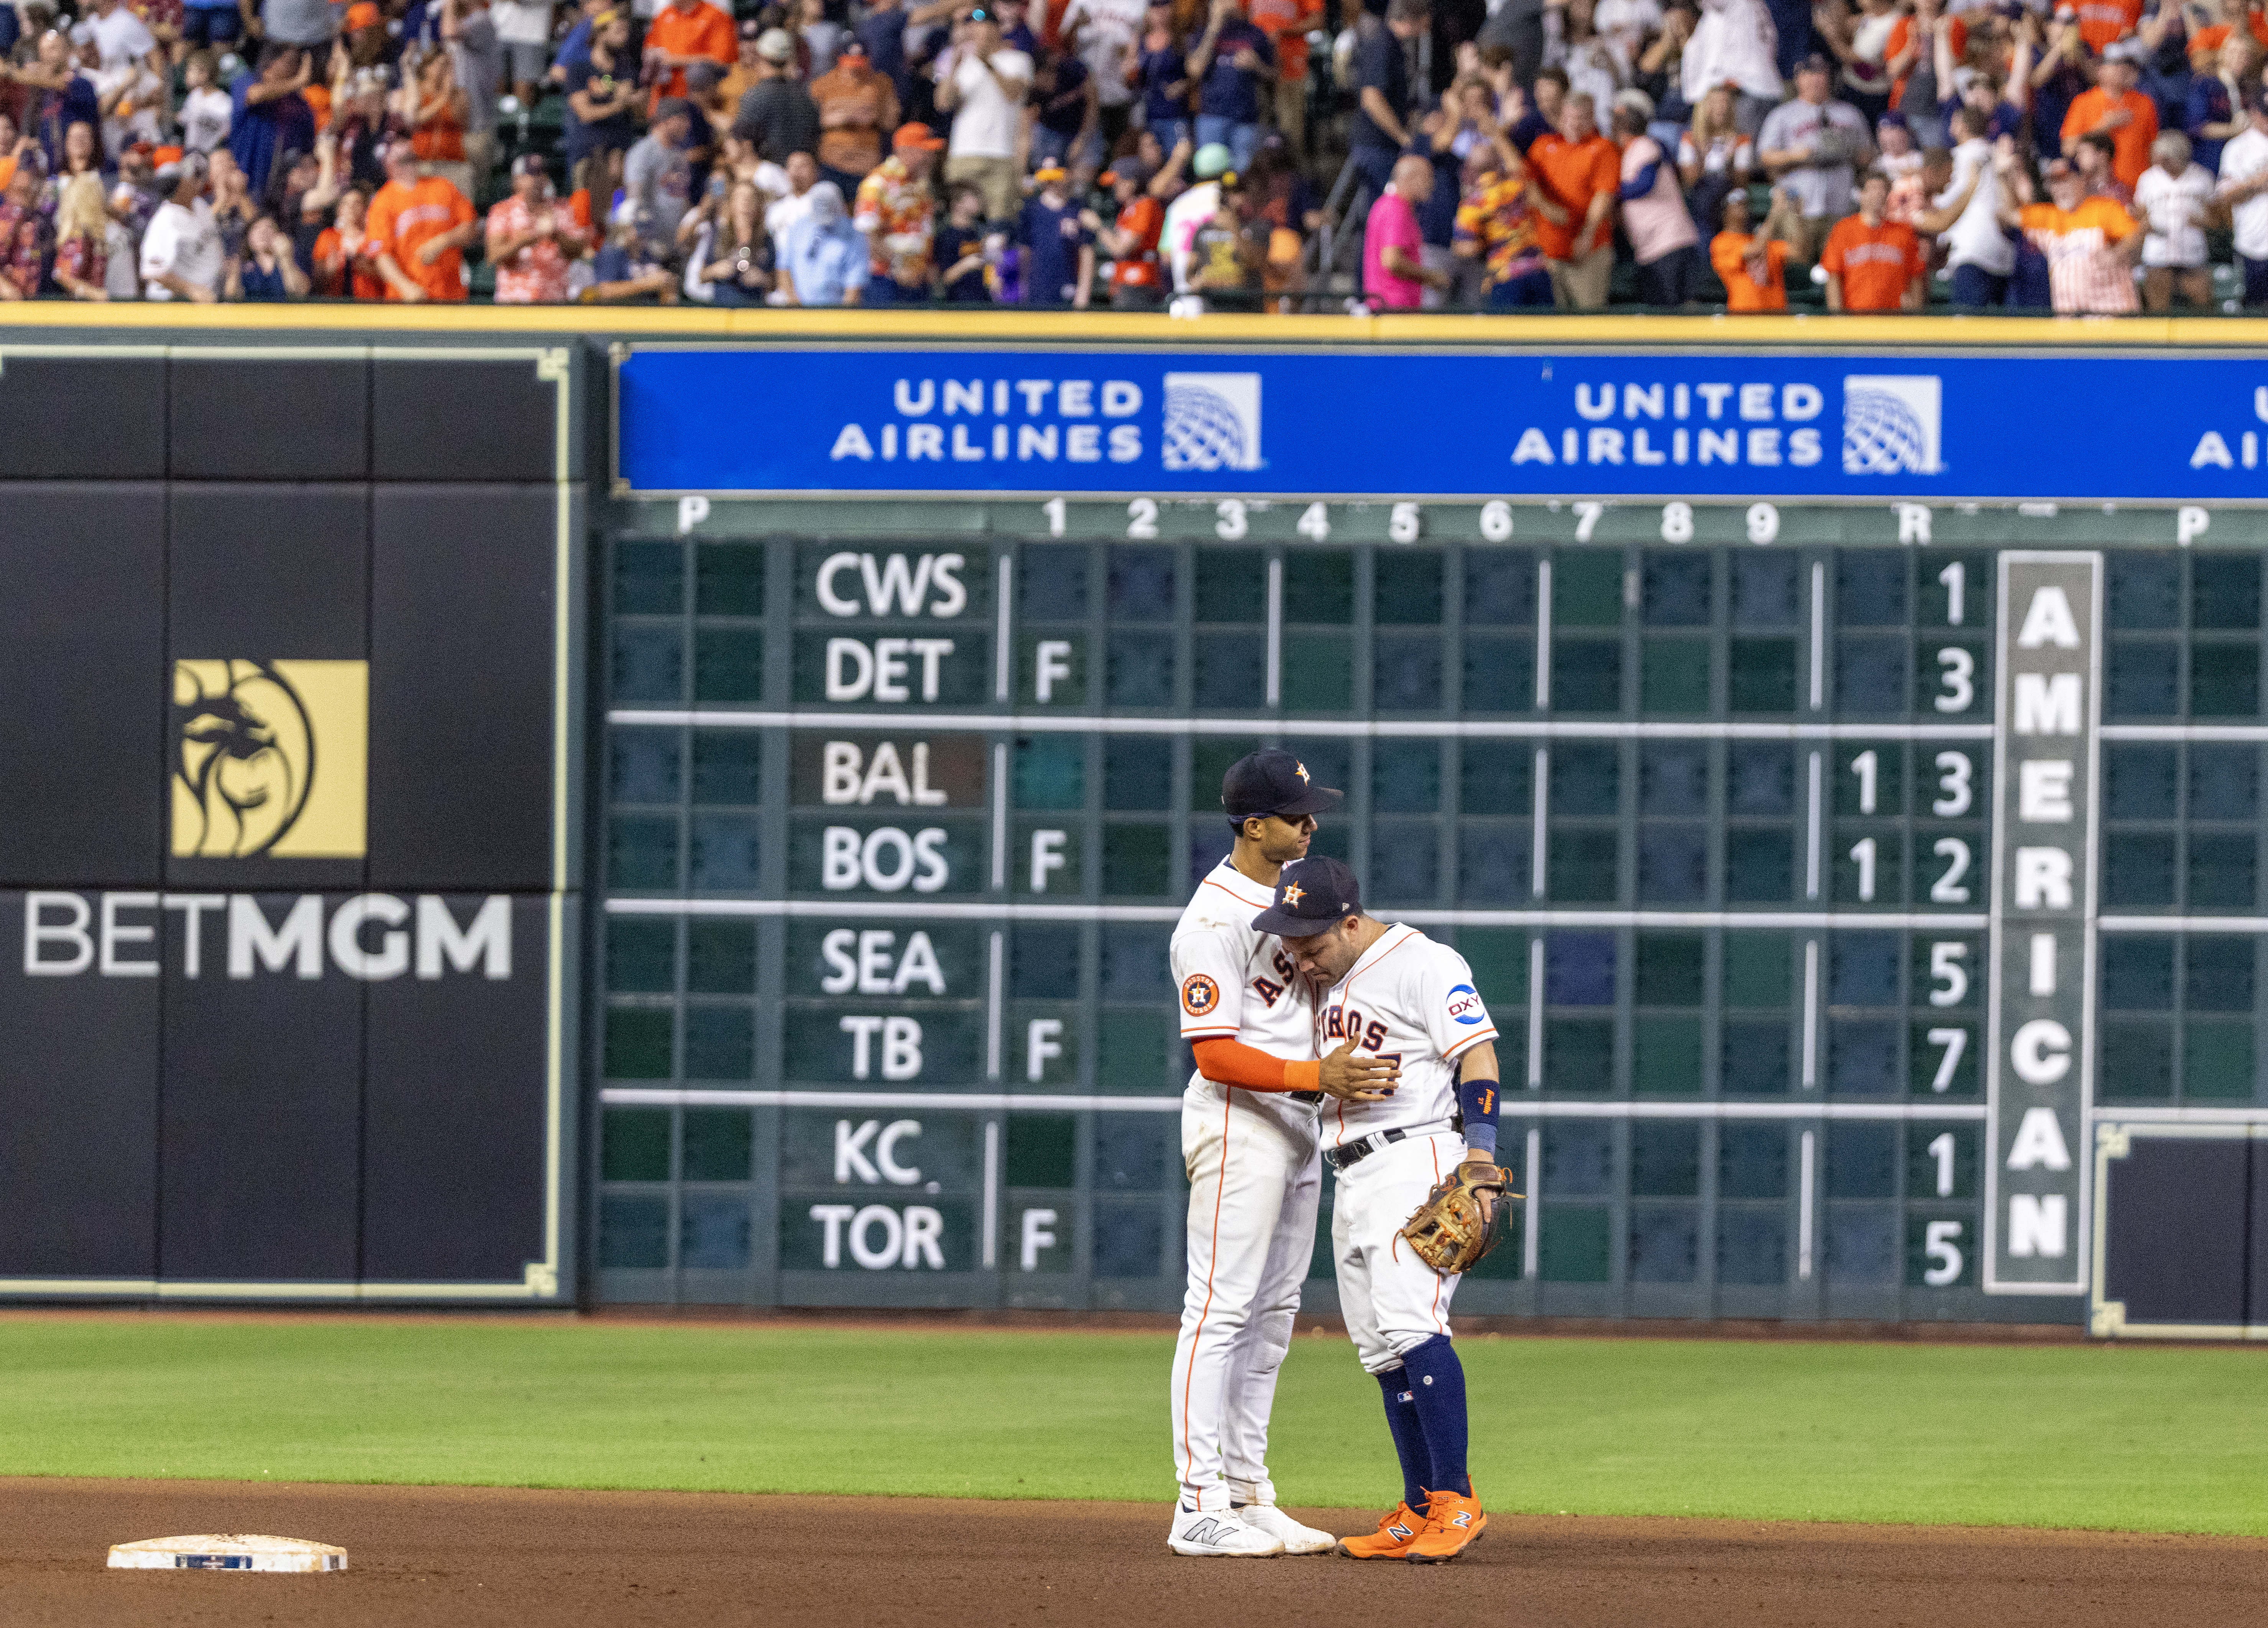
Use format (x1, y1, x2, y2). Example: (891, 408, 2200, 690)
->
(1985, 553, 2100, 1294)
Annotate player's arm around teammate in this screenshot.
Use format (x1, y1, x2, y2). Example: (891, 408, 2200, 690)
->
(1253, 855, 1504, 1565)
(1165, 750, 1394, 1559)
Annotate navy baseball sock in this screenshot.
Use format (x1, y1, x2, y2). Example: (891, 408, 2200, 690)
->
(1399, 1335, 1471, 1498)
(1372, 1366, 1432, 1511)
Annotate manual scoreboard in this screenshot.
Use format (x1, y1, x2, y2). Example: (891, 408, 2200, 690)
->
(592, 340, 2268, 1326)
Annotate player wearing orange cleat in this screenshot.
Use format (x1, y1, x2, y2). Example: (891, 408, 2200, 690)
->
(1254, 857, 1503, 1567)
(1336, 1498, 1430, 1560)
(1406, 1488, 1486, 1562)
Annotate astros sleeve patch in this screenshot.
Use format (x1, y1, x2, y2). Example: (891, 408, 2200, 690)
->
(1182, 974, 1221, 1016)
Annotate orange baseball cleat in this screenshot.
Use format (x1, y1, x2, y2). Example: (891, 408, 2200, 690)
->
(1404, 1488, 1486, 1563)
(1334, 1498, 1430, 1560)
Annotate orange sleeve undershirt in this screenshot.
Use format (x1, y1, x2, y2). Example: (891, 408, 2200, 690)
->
(1190, 1037, 1322, 1094)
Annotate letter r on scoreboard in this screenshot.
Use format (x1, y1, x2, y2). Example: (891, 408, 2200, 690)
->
(1985, 553, 2100, 1295)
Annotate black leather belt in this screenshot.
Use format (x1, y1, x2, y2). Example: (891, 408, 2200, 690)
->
(1289, 1090, 1322, 1105)
(1324, 1128, 1407, 1171)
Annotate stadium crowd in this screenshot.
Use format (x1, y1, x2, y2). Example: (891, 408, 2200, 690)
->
(2, 0, 2266, 310)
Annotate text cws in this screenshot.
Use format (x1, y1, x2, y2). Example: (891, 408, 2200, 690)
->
(819, 551, 968, 704)
(23, 893, 512, 980)
(828, 378, 1147, 466)
(1989, 562, 2099, 1283)
(1513, 382, 1828, 470)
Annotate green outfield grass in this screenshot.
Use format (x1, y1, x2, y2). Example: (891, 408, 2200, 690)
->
(1, 1317, 2261, 1535)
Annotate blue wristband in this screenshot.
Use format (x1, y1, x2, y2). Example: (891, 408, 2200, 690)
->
(1456, 1069, 1500, 1159)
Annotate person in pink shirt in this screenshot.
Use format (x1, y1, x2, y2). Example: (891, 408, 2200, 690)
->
(1612, 93, 1700, 305)
(1362, 153, 1447, 308)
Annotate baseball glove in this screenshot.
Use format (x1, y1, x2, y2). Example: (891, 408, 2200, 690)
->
(1400, 1160, 1516, 1274)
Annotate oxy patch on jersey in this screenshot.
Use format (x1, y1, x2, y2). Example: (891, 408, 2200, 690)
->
(1446, 983, 1487, 1026)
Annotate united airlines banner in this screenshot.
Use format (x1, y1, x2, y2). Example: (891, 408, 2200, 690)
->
(617, 345, 2268, 502)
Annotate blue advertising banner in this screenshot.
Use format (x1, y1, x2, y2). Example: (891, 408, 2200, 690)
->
(616, 345, 2268, 502)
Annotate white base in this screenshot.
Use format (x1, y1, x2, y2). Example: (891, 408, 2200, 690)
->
(107, 1534, 348, 1573)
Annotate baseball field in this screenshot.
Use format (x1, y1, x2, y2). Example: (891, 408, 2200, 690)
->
(3, 1314, 2264, 1626)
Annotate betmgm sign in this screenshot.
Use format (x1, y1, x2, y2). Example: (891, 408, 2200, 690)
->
(0, 442, 575, 1301)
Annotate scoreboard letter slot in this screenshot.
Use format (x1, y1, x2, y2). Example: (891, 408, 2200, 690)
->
(1985, 554, 2100, 1295)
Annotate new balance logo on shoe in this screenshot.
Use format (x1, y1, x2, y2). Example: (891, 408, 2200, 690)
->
(1387, 1521, 1412, 1539)
(1447, 1512, 1472, 1529)
(1181, 1519, 1233, 1547)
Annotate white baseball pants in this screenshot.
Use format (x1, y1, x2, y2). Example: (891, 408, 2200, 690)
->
(1169, 1079, 1320, 1510)
(1332, 1128, 1463, 1375)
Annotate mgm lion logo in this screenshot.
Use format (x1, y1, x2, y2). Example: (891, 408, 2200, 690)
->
(171, 659, 369, 859)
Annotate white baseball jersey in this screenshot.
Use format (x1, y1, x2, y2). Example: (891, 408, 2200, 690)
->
(1314, 923, 1498, 1150)
(1171, 858, 1319, 1070)
(1168, 855, 1323, 1510)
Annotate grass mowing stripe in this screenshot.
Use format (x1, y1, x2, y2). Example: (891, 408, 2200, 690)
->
(0, 1319, 2261, 1535)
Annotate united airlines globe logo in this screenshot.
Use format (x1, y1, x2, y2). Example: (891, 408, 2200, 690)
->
(1841, 374, 1943, 476)
(1162, 372, 1263, 472)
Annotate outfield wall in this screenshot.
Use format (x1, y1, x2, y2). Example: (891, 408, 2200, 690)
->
(5, 309, 2268, 1334)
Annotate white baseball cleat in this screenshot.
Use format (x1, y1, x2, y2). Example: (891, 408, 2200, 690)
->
(1235, 1505, 1337, 1555)
(1166, 1505, 1286, 1558)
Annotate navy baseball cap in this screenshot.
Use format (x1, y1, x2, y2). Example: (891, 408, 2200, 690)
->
(1223, 749, 1343, 823)
(1252, 856, 1362, 938)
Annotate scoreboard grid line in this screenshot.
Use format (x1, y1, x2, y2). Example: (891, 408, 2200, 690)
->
(609, 709, 2001, 740)
(599, 1090, 2268, 1128)
(600, 898, 2268, 931)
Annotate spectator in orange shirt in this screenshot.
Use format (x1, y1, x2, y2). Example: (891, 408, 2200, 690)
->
(1710, 184, 1800, 311)
(644, 0, 737, 114)
(365, 136, 480, 301)
(2061, 46, 2157, 191)
(1820, 168, 1926, 309)
(1247, 0, 1320, 153)
(2187, 0, 2268, 71)
(1526, 90, 1620, 309)
(2075, 0, 2143, 52)
(312, 184, 387, 297)
(2006, 154, 2142, 313)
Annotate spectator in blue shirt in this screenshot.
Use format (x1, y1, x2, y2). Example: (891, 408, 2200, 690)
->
(934, 181, 992, 299)
(1137, 1, 1192, 155)
(2188, 34, 2251, 174)
(781, 180, 870, 304)
(1349, 0, 1427, 196)
(17, 29, 103, 173)
(1031, 49, 1099, 171)
(1186, 0, 1275, 174)
(1017, 163, 1095, 305)
(230, 44, 318, 199)
(994, 0, 1041, 56)
(858, 0, 911, 103)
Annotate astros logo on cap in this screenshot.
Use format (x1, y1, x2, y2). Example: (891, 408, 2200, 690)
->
(1295, 761, 1309, 782)
(1182, 974, 1220, 1016)
(1282, 883, 1305, 906)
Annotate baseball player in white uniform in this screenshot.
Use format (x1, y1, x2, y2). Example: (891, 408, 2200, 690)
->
(1166, 752, 1398, 1558)
(1253, 855, 1503, 1563)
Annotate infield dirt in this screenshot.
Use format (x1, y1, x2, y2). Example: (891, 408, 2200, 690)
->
(4, 1479, 2263, 1628)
